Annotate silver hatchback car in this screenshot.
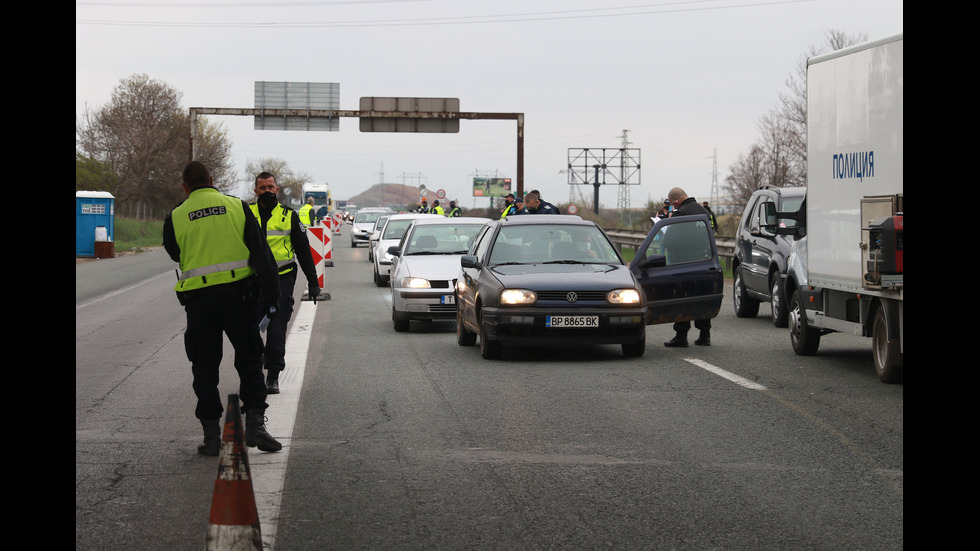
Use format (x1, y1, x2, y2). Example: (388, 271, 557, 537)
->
(389, 216, 490, 331)
(373, 213, 441, 287)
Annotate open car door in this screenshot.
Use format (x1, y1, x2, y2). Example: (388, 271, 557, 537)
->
(629, 214, 724, 325)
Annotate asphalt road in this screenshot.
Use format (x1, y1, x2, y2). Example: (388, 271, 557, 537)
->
(76, 237, 903, 550)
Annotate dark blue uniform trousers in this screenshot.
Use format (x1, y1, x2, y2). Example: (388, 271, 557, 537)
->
(183, 280, 268, 420)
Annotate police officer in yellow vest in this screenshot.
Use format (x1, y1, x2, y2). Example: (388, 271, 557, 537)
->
(299, 196, 317, 226)
(431, 199, 445, 216)
(163, 161, 282, 455)
(251, 172, 322, 395)
(500, 193, 517, 219)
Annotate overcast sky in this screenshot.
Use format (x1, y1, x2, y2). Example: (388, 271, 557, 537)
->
(76, 0, 903, 209)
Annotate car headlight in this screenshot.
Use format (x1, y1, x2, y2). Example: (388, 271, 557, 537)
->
(500, 289, 537, 305)
(400, 277, 431, 289)
(607, 289, 641, 304)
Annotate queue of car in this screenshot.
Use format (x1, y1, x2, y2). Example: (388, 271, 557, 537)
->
(365, 211, 724, 360)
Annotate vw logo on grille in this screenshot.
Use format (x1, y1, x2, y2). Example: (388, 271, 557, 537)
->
(566, 292, 578, 303)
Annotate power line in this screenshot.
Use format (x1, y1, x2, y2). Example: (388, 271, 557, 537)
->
(76, 0, 818, 28)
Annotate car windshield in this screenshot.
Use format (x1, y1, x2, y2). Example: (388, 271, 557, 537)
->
(404, 223, 485, 255)
(488, 224, 621, 265)
(382, 220, 415, 239)
(642, 219, 713, 265)
(355, 212, 384, 224)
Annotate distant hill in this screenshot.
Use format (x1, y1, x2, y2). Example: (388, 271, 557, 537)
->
(346, 183, 448, 209)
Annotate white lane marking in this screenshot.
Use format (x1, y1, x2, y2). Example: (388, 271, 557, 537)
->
(683, 358, 768, 390)
(75, 271, 172, 310)
(249, 300, 317, 550)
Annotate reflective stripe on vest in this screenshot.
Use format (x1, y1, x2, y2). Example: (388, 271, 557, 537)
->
(250, 203, 296, 275)
(172, 188, 254, 291)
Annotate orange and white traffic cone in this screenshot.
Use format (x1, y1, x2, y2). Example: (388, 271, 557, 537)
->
(205, 395, 262, 550)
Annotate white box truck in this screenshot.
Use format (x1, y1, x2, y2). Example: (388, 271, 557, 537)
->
(302, 182, 332, 224)
(772, 33, 903, 383)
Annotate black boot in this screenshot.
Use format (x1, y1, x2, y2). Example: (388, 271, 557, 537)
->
(245, 410, 282, 452)
(694, 331, 711, 346)
(197, 418, 221, 456)
(266, 370, 280, 395)
(664, 334, 689, 348)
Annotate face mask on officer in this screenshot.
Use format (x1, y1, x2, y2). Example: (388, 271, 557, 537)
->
(258, 191, 278, 207)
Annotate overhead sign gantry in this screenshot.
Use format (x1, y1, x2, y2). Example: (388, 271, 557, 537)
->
(189, 81, 526, 194)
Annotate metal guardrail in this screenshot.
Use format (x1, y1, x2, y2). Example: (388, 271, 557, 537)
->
(605, 229, 735, 269)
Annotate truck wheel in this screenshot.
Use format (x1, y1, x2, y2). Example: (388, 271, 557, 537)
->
(789, 289, 820, 355)
(456, 306, 476, 346)
(872, 307, 903, 383)
(770, 272, 789, 328)
(733, 267, 760, 318)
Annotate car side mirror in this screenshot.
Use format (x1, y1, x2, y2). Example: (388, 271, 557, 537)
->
(763, 202, 802, 236)
(461, 255, 480, 269)
(639, 254, 667, 270)
(387, 245, 401, 256)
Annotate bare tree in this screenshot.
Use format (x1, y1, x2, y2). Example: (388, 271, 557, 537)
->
(725, 29, 870, 214)
(725, 145, 769, 207)
(244, 158, 314, 206)
(76, 74, 233, 219)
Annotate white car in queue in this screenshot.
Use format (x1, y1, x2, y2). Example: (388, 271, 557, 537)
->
(373, 213, 441, 287)
(367, 214, 389, 263)
(389, 216, 491, 332)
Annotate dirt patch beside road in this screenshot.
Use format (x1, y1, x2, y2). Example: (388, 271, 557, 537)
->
(76, 246, 163, 264)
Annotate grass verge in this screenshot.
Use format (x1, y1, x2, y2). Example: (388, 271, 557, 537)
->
(113, 218, 164, 253)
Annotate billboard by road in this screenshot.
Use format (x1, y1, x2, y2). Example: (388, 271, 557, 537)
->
(473, 177, 512, 198)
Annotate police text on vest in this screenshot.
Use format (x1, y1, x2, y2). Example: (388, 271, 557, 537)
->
(188, 206, 227, 221)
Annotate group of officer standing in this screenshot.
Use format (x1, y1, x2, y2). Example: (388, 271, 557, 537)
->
(500, 190, 560, 218)
(415, 198, 461, 217)
(163, 161, 322, 457)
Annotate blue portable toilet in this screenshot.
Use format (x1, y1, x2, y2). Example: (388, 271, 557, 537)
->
(76, 191, 115, 257)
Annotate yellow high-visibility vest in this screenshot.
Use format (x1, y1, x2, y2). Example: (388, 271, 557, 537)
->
(250, 203, 297, 275)
(171, 188, 254, 291)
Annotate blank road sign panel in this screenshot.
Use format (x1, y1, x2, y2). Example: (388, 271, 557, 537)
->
(359, 97, 460, 133)
(255, 81, 340, 131)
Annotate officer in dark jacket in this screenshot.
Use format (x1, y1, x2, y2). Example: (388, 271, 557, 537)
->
(524, 190, 560, 214)
(447, 200, 462, 217)
(702, 201, 719, 233)
(163, 161, 283, 455)
(663, 187, 714, 347)
(250, 171, 322, 394)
